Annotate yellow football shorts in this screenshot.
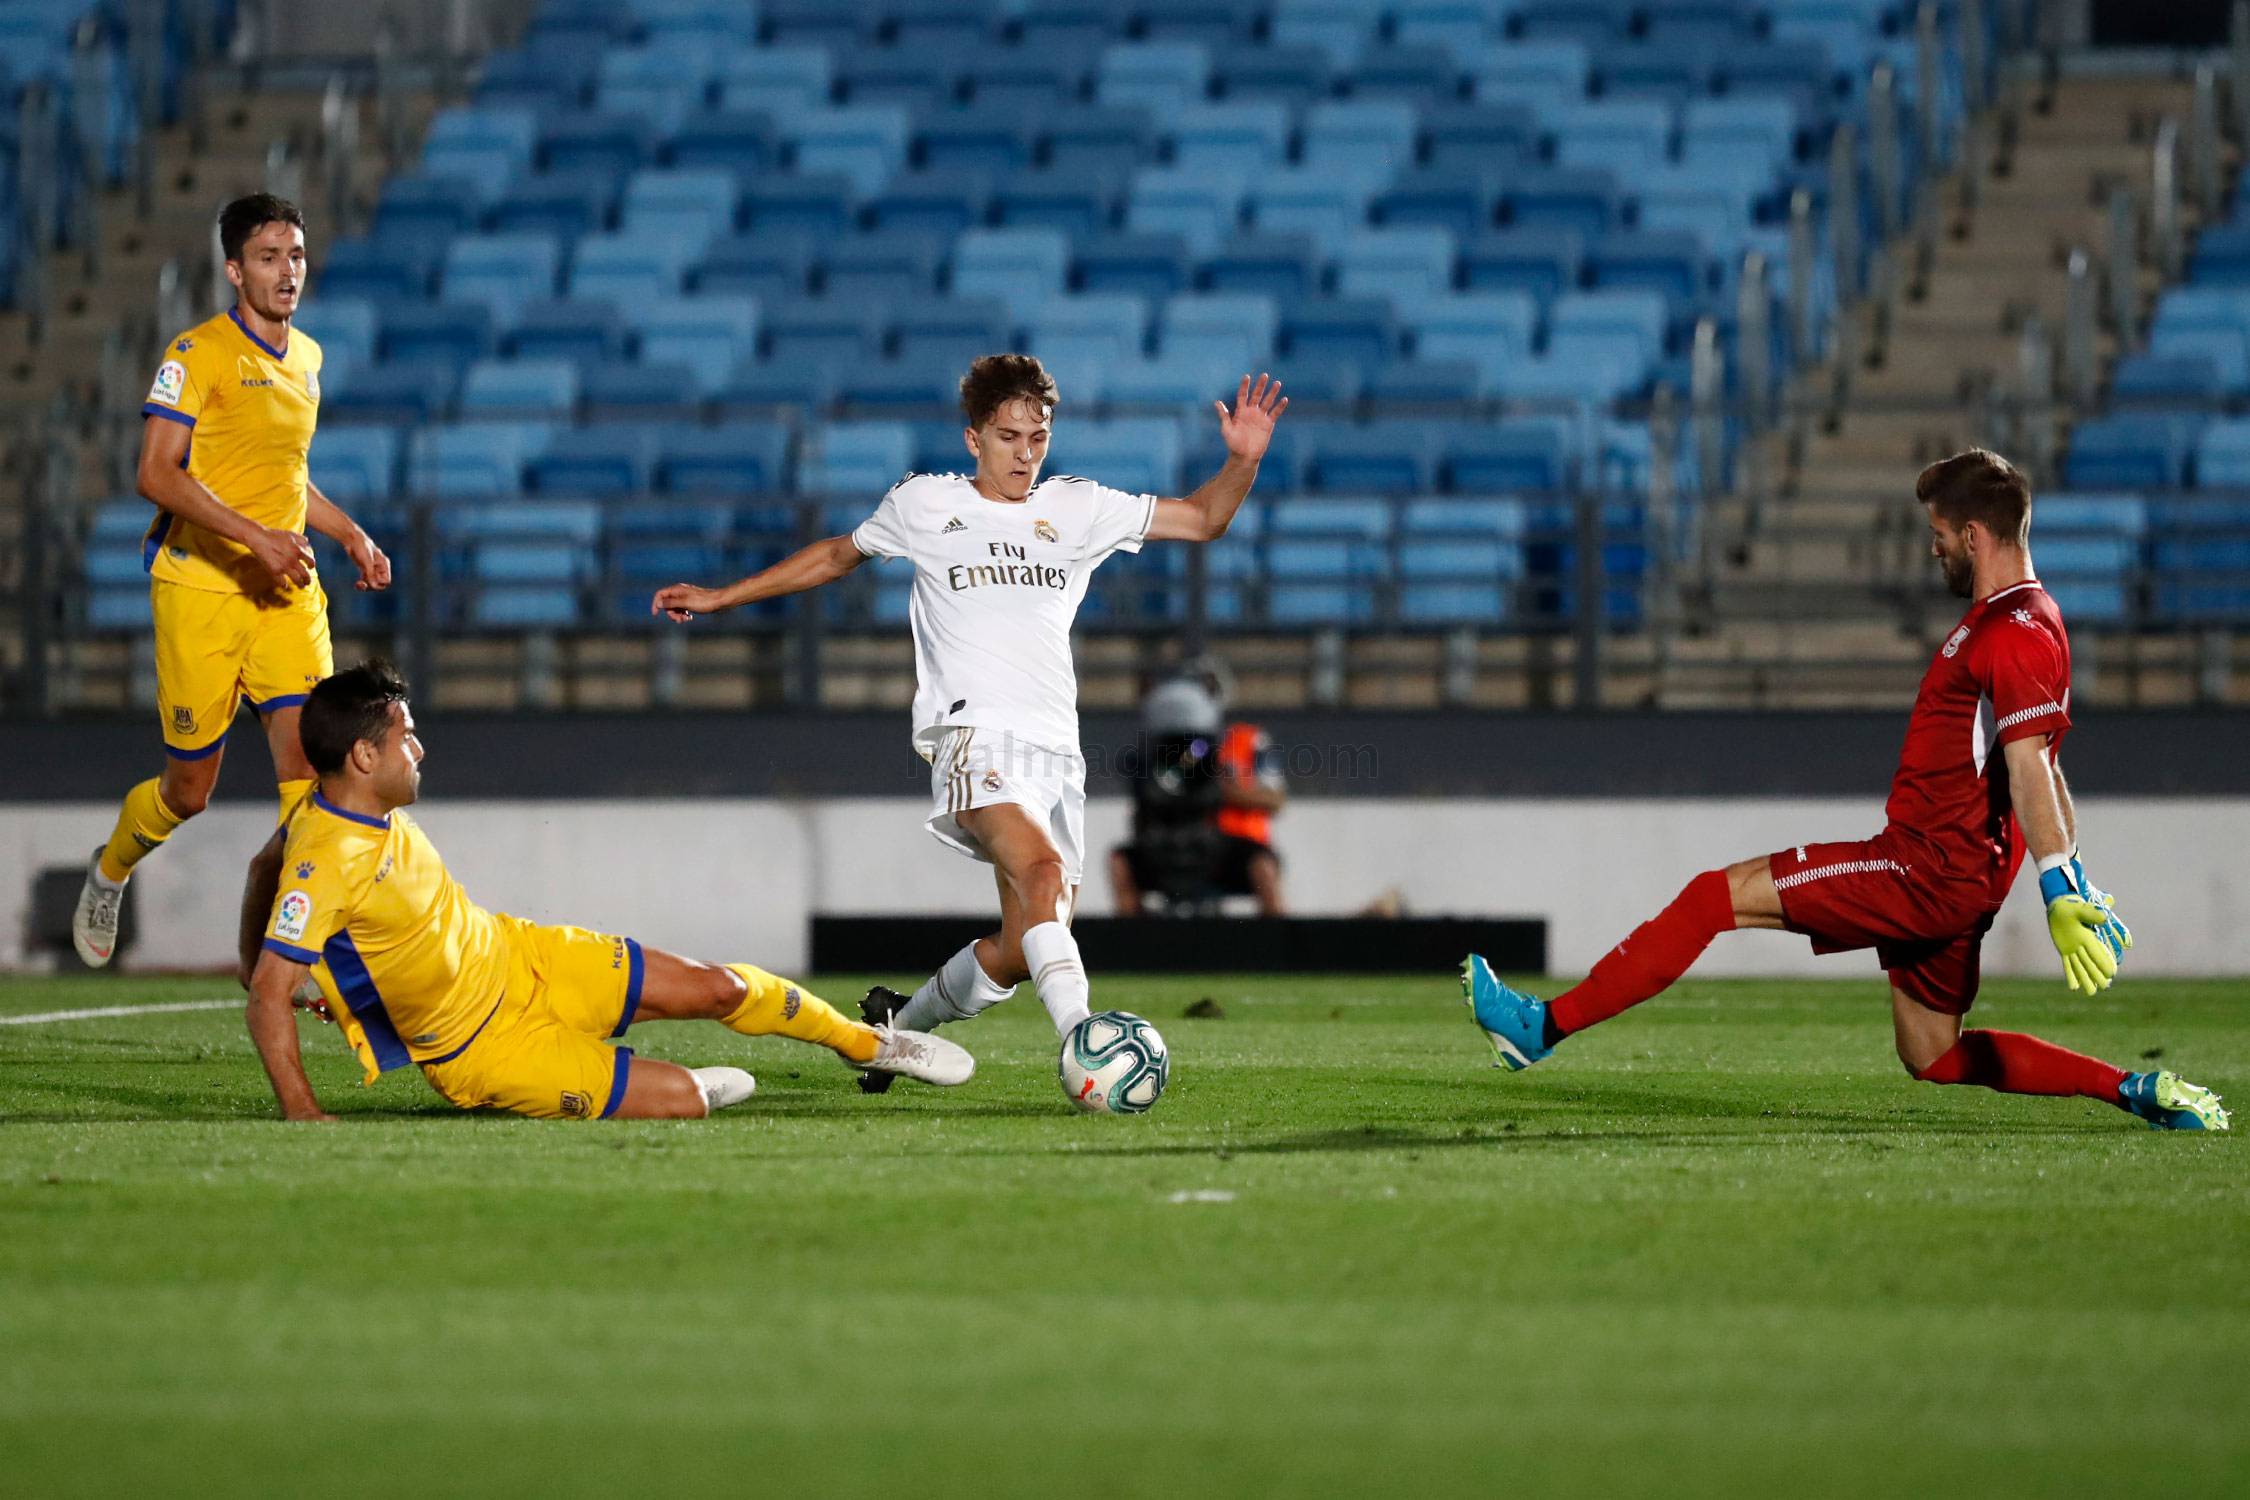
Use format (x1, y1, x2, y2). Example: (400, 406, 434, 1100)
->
(152, 576, 333, 759)
(419, 918, 647, 1120)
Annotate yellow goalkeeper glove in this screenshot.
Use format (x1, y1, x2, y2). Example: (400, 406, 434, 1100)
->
(2039, 860, 2119, 994)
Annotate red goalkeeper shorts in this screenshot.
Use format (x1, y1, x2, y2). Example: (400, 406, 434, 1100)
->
(1768, 831, 2000, 1015)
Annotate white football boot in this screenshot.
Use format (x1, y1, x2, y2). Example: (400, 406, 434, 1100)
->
(72, 849, 124, 968)
(691, 1066, 758, 1113)
(860, 1025, 976, 1087)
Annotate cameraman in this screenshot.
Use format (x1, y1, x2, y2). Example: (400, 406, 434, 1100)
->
(1108, 673, 1287, 917)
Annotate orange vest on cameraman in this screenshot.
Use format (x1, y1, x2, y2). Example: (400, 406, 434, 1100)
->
(1213, 723, 1272, 845)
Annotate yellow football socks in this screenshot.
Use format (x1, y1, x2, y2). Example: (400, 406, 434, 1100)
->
(97, 778, 186, 884)
(722, 964, 880, 1065)
(277, 778, 315, 825)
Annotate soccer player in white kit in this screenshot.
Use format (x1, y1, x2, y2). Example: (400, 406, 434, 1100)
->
(653, 356, 1287, 1076)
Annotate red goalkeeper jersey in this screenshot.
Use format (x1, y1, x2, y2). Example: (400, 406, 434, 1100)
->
(1884, 580, 2073, 901)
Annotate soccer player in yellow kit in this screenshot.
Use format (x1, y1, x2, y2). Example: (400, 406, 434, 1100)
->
(73, 194, 392, 967)
(237, 660, 973, 1121)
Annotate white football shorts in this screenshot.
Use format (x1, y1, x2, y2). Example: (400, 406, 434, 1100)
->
(922, 726, 1086, 886)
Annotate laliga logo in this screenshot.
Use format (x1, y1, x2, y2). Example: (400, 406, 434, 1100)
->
(1941, 624, 1972, 658)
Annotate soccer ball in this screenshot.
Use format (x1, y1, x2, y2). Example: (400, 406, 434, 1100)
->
(1059, 1010, 1170, 1114)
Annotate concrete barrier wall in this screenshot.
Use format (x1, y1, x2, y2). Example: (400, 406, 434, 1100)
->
(5, 797, 2245, 980)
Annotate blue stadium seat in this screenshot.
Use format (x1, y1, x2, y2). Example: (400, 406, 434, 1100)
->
(1552, 289, 1670, 361)
(1361, 354, 1480, 407)
(788, 104, 912, 196)
(1502, 167, 1624, 239)
(838, 50, 968, 112)
(1404, 292, 1539, 383)
(1107, 354, 1230, 406)
(1643, 0, 1761, 46)
(597, 44, 720, 131)
(525, 424, 660, 496)
(1461, 227, 1585, 300)
(658, 425, 794, 493)
(717, 359, 844, 414)
(1097, 42, 1212, 114)
(622, 167, 743, 242)
(1044, 106, 1158, 179)
(1301, 100, 1419, 186)
(1682, 96, 1802, 172)
(638, 295, 760, 395)
(489, 170, 621, 242)
(478, 47, 591, 110)
(1303, 424, 1436, 492)
(324, 363, 461, 426)
(309, 426, 401, 502)
(2192, 420, 2250, 487)
(380, 302, 496, 367)
(1213, 44, 1336, 107)
(1442, 420, 1575, 490)
(1281, 297, 1400, 368)
(2064, 413, 2202, 489)
(668, 110, 781, 175)
(765, 299, 885, 365)
(537, 113, 654, 182)
(459, 357, 579, 417)
(408, 422, 556, 498)
(1201, 232, 1322, 299)
(1472, 40, 1592, 111)
(1027, 294, 1150, 371)
(1139, 0, 1262, 47)
(840, 357, 977, 412)
(1056, 417, 1186, 493)
(696, 232, 816, 299)
(744, 174, 860, 237)
(506, 299, 627, 369)
(442, 233, 563, 320)
(1128, 166, 1250, 257)
(2146, 323, 2250, 393)
(917, 113, 1039, 174)
(1421, 101, 1538, 174)
(2111, 354, 2225, 406)
(1591, 40, 1720, 102)
(951, 226, 1073, 300)
(1392, 0, 1512, 58)
(1162, 291, 1280, 370)
(801, 422, 915, 494)
(295, 299, 379, 369)
(1245, 169, 1370, 255)
(719, 47, 835, 117)
(321, 236, 443, 305)
(1373, 167, 1506, 238)
(582, 361, 700, 418)
(1170, 102, 1294, 174)
(963, 56, 1081, 113)
(374, 175, 483, 241)
(1333, 227, 1460, 303)
(1515, 0, 1633, 43)
(1075, 232, 1193, 301)
(823, 231, 948, 301)
(993, 167, 1122, 237)
(1547, 99, 1675, 177)
(1269, 0, 1379, 64)
(891, 297, 1012, 364)
(570, 230, 700, 304)
(1588, 229, 1713, 307)
(1347, 42, 1464, 105)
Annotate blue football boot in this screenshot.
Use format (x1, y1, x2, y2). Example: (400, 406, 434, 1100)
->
(1460, 954, 1554, 1071)
(2117, 1071, 2231, 1131)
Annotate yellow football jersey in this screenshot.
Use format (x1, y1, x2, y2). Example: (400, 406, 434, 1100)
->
(263, 793, 511, 1084)
(139, 306, 325, 596)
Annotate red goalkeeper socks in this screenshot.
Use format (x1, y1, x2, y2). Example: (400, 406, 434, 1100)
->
(1549, 869, 1735, 1037)
(1914, 1030, 2129, 1099)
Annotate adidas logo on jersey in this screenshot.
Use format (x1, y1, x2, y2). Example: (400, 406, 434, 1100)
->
(942, 517, 967, 534)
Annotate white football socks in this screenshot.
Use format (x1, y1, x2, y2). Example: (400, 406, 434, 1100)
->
(690, 1066, 756, 1113)
(1021, 921, 1092, 1035)
(896, 941, 1017, 1032)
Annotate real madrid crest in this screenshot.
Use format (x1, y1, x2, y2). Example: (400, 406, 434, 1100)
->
(1033, 519, 1058, 543)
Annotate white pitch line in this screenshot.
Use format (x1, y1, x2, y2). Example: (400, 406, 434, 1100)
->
(0, 998, 238, 1027)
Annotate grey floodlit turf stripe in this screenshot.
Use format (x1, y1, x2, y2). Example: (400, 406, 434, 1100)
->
(0, 998, 238, 1026)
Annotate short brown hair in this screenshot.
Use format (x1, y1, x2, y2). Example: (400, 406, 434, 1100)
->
(1916, 448, 2031, 545)
(219, 193, 306, 262)
(960, 353, 1058, 429)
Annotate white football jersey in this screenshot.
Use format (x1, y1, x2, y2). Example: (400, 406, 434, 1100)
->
(851, 471, 1156, 757)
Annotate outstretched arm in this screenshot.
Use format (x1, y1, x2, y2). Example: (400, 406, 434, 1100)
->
(1147, 374, 1289, 543)
(652, 533, 870, 622)
(245, 948, 335, 1121)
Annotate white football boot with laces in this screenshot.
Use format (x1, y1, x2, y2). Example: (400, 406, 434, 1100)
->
(72, 849, 124, 967)
(859, 1024, 975, 1087)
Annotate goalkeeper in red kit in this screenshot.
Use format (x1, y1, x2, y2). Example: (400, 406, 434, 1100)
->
(1463, 449, 2228, 1131)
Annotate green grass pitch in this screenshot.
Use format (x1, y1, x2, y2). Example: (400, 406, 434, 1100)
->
(2, 970, 2243, 1498)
